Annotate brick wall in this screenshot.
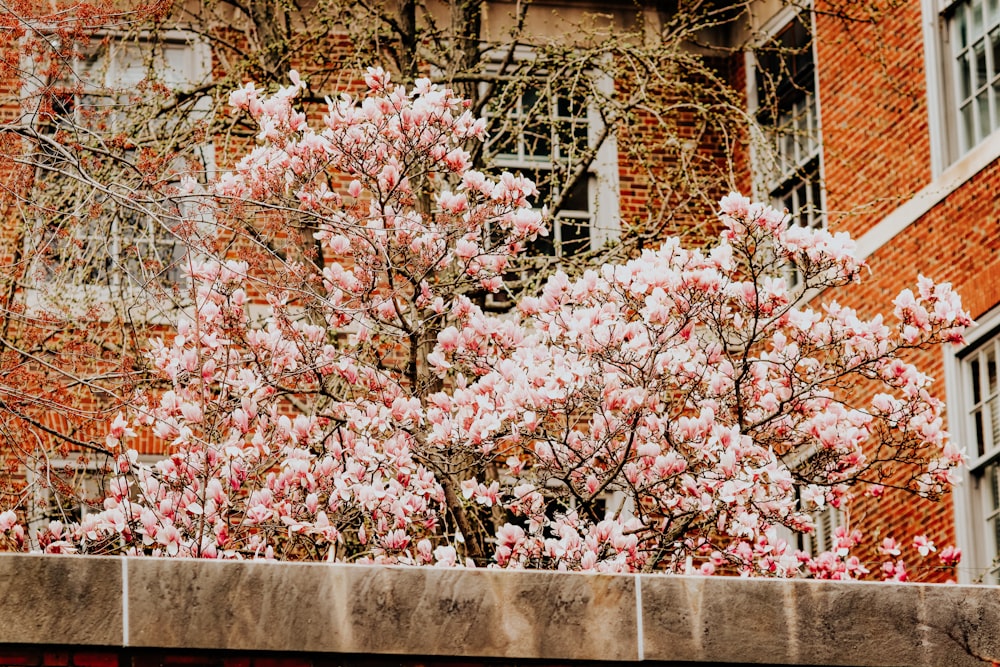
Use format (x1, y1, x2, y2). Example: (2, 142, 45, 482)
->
(815, 0, 933, 241)
(617, 53, 748, 247)
(811, 0, 1000, 581)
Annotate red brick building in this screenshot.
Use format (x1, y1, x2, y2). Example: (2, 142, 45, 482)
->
(738, 0, 1000, 584)
(2, 0, 998, 582)
(0, 0, 742, 536)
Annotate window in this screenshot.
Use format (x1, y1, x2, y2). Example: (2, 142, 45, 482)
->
(46, 204, 187, 288)
(486, 83, 593, 258)
(30, 34, 209, 152)
(506, 483, 625, 538)
(773, 481, 845, 555)
(26, 33, 210, 293)
(925, 0, 1000, 172)
(28, 460, 106, 530)
(483, 67, 618, 269)
(953, 325, 1000, 583)
(947, 0, 1000, 154)
(750, 12, 825, 285)
(801, 504, 845, 554)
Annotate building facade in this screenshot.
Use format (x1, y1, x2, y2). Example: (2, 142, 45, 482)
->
(742, 0, 1000, 583)
(2, 0, 999, 580)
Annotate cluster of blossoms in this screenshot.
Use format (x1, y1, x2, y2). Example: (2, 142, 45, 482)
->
(0, 69, 972, 580)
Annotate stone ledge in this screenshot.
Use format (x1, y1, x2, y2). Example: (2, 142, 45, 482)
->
(126, 559, 637, 658)
(0, 554, 998, 665)
(0, 555, 122, 646)
(640, 575, 1000, 666)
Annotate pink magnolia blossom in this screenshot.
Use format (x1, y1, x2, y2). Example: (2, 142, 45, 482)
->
(0, 71, 974, 581)
(913, 535, 936, 557)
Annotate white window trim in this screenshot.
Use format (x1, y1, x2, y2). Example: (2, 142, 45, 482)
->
(924, 0, 954, 176)
(23, 180, 214, 324)
(26, 453, 161, 550)
(923, 0, 1000, 176)
(481, 50, 620, 254)
(20, 30, 215, 321)
(19, 29, 213, 129)
(590, 67, 621, 250)
(26, 456, 109, 545)
(743, 4, 827, 220)
(803, 504, 846, 555)
(943, 302, 1000, 583)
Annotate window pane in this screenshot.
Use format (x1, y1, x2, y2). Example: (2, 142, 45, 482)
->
(962, 102, 976, 150)
(991, 29, 1000, 79)
(528, 232, 555, 258)
(977, 409, 986, 457)
(974, 358, 983, 403)
(810, 179, 823, 228)
(782, 131, 795, 175)
(520, 86, 551, 160)
(161, 42, 197, 89)
(558, 216, 591, 257)
(988, 346, 997, 394)
(125, 218, 184, 285)
(524, 122, 551, 160)
(994, 80, 1000, 127)
(561, 177, 590, 212)
(557, 94, 583, 119)
(971, 345, 1000, 459)
(975, 41, 989, 91)
(571, 121, 589, 155)
(490, 130, 517, 158)
(974, 0, 986, 42)
(522, 86, 541, 114)
(756, 16, 814, 114)
(978, 90, 992, 139)
(992, 397, 1000, 456)
(991, 464, 1000, 508)
(960, 52, 973, 101)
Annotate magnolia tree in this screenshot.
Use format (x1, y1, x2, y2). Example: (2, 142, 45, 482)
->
(0, 70, 971, 579)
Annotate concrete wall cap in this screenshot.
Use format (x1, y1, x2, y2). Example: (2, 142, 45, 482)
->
(0, 554, 997, 665)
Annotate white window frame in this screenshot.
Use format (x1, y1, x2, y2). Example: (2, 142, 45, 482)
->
(944, 303, 1000, 584)
(25, 452, 162, 551)
(21, 30, 213, 313)
(801, 504, 845, 555)
(482, 53, 620, 260)
(531, 478, 627, 532)
(924, 0, 1000, 175)
(745, 6, 826, 289)
(26, 457, 108, 539)
(22, 29, 212, 147)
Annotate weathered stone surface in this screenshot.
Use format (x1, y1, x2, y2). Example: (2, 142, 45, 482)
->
(1, 554, 998, 665)
(791, 579, 924, 666)
(640, 575, 1000, 666)
(920, 583, 1000, 666)
(640, 576, 790, 663)
(126, 559, 347, 652)
(126, 560, 638, 659)
(0, 554, 122, 646)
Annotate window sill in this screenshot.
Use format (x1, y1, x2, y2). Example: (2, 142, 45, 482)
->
(856, 127, 1000, 263)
